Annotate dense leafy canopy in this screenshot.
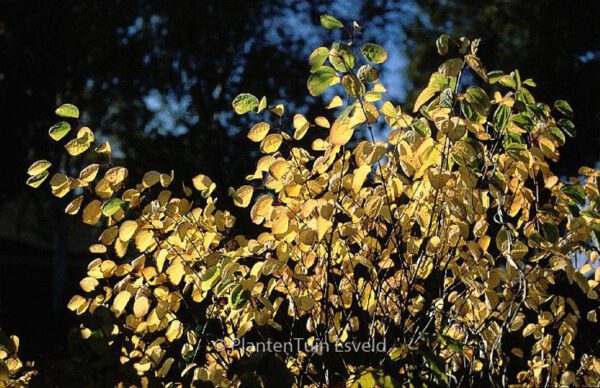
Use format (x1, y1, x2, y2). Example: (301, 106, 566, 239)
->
(19, 13, 600, 387)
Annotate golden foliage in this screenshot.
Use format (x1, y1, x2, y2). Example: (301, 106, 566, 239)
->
(25, 15, 600, 387)
(0, 329, 37, 386)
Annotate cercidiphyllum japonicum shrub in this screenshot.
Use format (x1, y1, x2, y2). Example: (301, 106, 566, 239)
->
(23, 14, 600, 387)
(0, 329, 37, 386)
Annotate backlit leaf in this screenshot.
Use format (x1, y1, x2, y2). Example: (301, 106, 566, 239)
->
(361, 43, 388, 64)
(55, 103, 79, 118)
(232, 93, 259, 115)
(247, 122, 270, 142)
(48, 121, 71, 141)
(307, 66, 337, 96)
(320, 14, 343, 30)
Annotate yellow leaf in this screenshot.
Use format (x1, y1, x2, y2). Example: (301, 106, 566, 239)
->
(133, 296, 150, 318)
(317, 217, 332, 241)
(135, 229, 154, 252)
(167, 261, 185, 285)
(380, 101, 397, 117)
(27, 160, 52, 176)
(269, 160, 289, 180)
(315, 116, 330, 128)
(165, 320, 183, 342)
(142, 170, 161, 187)
(119, 220, 138, 242)
(192, 174, 213, 191)
(49, 173, 71, 198)
(373, 83, 386, 92)
(95, 141, 112, 154)
(465, 54, 488, 81)
(352, 165, 370, 193)
(247, 122, 270, 142)
(80, 277, 99, 292)
(293, 114, 310, 140)
(234, 185, 254, 208)
(427, 169, 452, 189)
(327, 95, 343, 109)
(89, 244, 106, 254)
(65, 195, 84, 215)
(112, 290, 131, 316)
(413, 86, 436, 112)
(251, 195, 273, 224)
(330, 118, 354, 146)
(104, 166, 128, 186)
(270, 104, 284, 117)
(260, 134, 283, 153)
(297, 295, 315, 311)
(272, 212, 289, 235)
(79, 164, 100, 182)
(65, 127, 94, 156)
(82, 200, 102, 225)
(67, 295, 87, 312)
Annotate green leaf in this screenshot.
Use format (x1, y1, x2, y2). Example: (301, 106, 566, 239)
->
(55, 103, 79, 118)
(307, 66, 337, 96)
(420, 348, 449, 384)
(201, 266, 221, 291)
(438, 58, 463, 77)
(437, 333, 464, 354)
(561, 185, 586, 206)
(465, 54, 487, 81)
(511, 113, 533, 131)
(320, 14, 343, 30)
(487, 70, 504, 84)
(498, 74, 516, 89)
(361, 43, 388, 64)
(436, 34, 449, 56)
(558, 118, 576, 138)
(228, 187, 242, 202)
(232, 93, 259, 115)
(309, 47, 329, 73)
(228, 284, 250, 309)
(357, 65, 379, 83)
(49, 121, 72, 141)
(341, 73, 364, 98)
(516, 88, 535, 105)
(493, 105, 511, 134)
(548, 126, 565, 145)
(411, 118, 431, 137)
(439, 88, 454, 108)
(101, 198, 124, 217)
(26, 170, 49, 188)
(554, 100, 573, 117)
(582, 210, 600, 218)
(352, 369, 401, 388)
(542, 222, 559, 244)
(329, 42, 355, 73)
(465, 87, 490, 116)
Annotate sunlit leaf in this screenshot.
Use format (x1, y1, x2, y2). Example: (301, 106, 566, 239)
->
(55, 103, 79, 118)
(247, 122, 271, 142)
(307, 66, 337, 96)
(320, 14, 343, 30)
(361, 43, 388, 64)
(232, 93, 259, 115)
(48, 121, 71, 141)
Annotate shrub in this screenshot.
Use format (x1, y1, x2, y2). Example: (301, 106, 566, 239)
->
(0, 329, 36, 386)
(24, 14, 600, 386)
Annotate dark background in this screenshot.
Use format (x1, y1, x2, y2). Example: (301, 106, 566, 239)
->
(0, 0, 599, 383)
